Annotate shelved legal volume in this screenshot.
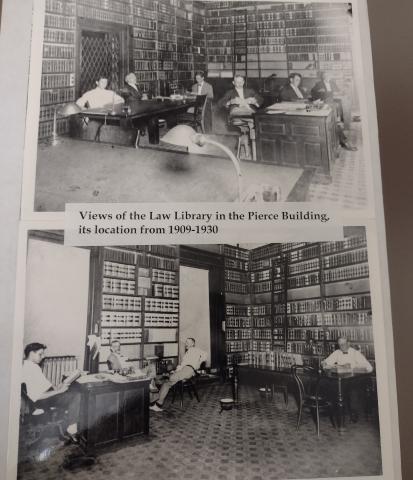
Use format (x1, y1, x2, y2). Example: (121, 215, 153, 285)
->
(96, 245, 180, 371)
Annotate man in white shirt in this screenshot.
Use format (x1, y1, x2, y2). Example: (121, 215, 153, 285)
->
(106, 340, 130, 371)
(76, 77, 124, 109)
(150, 338, 207, 412)
(22, 342, 80, 439)
(322, 337, 373, 372)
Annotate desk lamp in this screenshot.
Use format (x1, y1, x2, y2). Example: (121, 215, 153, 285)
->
(161, 125, 243, 202)
(51, 102, 81, 146)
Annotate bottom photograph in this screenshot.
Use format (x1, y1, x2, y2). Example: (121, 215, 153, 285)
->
(16, 228, 381, 480)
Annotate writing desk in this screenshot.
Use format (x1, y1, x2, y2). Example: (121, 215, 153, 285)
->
(75, 375, 150, 454)
(76, 98, 197, 146)
(254, 104, 338, 182)
(236, 364, 371, 433)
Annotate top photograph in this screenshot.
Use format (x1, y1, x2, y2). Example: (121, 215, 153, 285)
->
(28, 0, 371, 211)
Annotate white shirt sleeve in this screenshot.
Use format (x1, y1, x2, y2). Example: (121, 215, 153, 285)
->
(22, 361, 52, 403)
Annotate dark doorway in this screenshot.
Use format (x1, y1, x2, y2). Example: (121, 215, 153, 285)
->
(77, 20, 129, 96)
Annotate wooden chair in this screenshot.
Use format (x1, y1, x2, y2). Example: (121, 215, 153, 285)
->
(291, 366, 336, 437)
(170, 361, 206, 409)
(176, 95, 208, 133)
(20, 383, 66, 446)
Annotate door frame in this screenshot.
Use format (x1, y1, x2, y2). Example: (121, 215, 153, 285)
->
(179, 247, 225, 372)
(76, 18, 130, 97)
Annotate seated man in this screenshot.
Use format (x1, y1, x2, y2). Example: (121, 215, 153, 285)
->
(322, 336, 373, 372)
(218, 74, 263, 116)
(121, 72, 143, 102)
(150, 338, 207, 412)
(107, 340, 130, 371)
(311, 71, 357, 151)
(321, 337, 373, 422)
(311, 70, 339, 103)
(76, 77, 124, 109)
(191, 71, 214, 99)
(21, 342, 80, 440)
(280, 72, 307, 101)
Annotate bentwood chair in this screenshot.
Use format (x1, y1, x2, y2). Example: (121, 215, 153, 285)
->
(291, 365, 336, 437)
(170, 361, 206, 409)
(176, 95, 208, 133)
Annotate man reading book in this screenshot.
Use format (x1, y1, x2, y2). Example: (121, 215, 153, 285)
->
(21, 342, 81, 440)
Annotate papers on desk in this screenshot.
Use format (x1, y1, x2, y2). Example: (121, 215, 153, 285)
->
(265, 102, 330, 116)
(267, 102, 308, 111)
(76, 371, 148, 384)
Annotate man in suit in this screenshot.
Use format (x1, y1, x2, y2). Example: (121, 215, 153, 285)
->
(218, 74, 263, 115)
(311, 71, 339, 103)
(312, 71, 357, 151)
(121, 72, 143, 102)
(191, 71, 214, 99)
(280, 72, 307, 102)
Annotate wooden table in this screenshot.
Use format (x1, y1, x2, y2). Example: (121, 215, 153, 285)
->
(75, 376, 150, 454)
(236, 364, 372, 433)
(74, 98, 197, 146)
(254, 105, 338, 182)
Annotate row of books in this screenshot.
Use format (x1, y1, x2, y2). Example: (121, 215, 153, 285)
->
(323, 263, 369, 283)
(252, 329, 272, 340)
(226, 329, 252, 340)
(225, 281, 248, 295)
(287, 272, 320, 289)
(225, 270, 248, 282)
(136, 253, 176, 271)
(287, 258, 319, 275)
(153, 284, 179, 299)
(144, 313, 179, 327)
(104, 261, 135, 280)
(102, 294, 141, 312)
(323, 248, 368, 268)
(101, 311, 141, 327)
(144, 298, 179, 313)
(101, 328, 142, 345)
(225, 317, 252, 328)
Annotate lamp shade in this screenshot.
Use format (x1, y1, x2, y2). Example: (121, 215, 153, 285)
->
(161, 125, 206, 154)
(57, 102, 82, 116)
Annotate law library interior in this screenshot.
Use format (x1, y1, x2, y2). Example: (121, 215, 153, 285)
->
(34, 0, 367, 211)
(17, 228, 382, 479)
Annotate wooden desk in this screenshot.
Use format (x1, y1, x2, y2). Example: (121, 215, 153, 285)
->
(73, 98, 197, 146)
(76, 377, 150, 454)
(236, 364, 371, 433)
(254, 105, 338, 182)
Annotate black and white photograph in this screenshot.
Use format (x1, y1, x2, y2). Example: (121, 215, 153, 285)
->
(13, 228, 384, 479)
(27, 0, 370, 211)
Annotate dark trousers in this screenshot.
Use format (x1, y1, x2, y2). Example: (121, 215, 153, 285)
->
(36, 390, 81, 429)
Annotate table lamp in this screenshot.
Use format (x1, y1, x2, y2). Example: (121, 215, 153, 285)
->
(161, 125, 243, 202)
(51, 102, 81, 146)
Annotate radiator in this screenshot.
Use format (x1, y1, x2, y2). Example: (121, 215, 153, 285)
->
(42, 355, 78, 386)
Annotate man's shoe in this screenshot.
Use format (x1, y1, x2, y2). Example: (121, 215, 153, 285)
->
(149, 403, 163, 412)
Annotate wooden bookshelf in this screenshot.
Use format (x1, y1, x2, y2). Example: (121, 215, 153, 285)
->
(221, 235, 374, 370)
(95, 245, 180, 372)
